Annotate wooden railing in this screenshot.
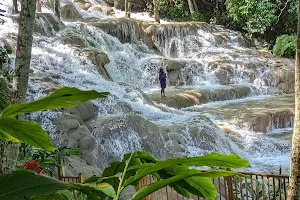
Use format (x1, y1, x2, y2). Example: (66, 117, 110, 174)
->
(59, 171, 289, 200)
(136, 171, 290, 200)
(59, 173, 84, 183)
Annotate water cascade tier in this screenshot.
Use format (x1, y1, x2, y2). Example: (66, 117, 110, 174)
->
(0, 0, 293, 175)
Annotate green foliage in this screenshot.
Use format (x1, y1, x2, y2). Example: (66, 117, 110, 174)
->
(226, 0, 277, 35)
(0, 45, 12, 111)
(0, 76, 9, 111)
(0, 87, 109, 118)
(83, 151, 250, 200)
(190, 12, 205, 22)
(0, 118, 55, 151)
(0, 170, 71, 199)
(0, 87, 109, 151)
(147, 0, 190, 21)
(18, 146, 81, 176)
(69, 182, 116, 199)
(0, 151, 250, 199)
(273, 34, 296, 58)
(0, 44, 12, 70)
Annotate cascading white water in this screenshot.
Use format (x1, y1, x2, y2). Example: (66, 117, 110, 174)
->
(0, 0, 293, 173)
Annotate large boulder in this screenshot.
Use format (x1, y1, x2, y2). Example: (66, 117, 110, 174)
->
(84, 112, 237, 170)
(75, 0, 92, 10)
(163, 59, 183, 86)
(65, 101, 97, 122)
(61, 1, 83, 21)
(35, 13, 65, 36)
(248, 109, 294, 133)
(118, 82, 155, 106)
(79, 48, 111, 80)
(88, 5, 115, 16)
(61, 29, 88, 48)
(87, 113, 168, 169)
(214, 68, 231, 85)
(253, 63, 294, 94)
(62, 155, 101, 177)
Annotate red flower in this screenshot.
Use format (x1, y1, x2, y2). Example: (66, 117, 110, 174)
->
(24, 160, 45, 174)
(35, 168, 45, 174)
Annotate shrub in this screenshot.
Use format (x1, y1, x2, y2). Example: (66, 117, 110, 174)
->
(273, 34, 296, 58)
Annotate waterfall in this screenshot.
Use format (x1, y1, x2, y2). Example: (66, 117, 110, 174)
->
(0, 0, 293, 173)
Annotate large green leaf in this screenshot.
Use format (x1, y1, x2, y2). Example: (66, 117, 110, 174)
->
(130, 172, 209, 200)
(169, 184, 191, 198)
(0, 170, 70, 199)
(127, 151, 157, 163)
(0, 87, 109, 118)
(70, 182, 115, 200)
(55, 190, 74, 200)
(156, 166, 214, 198)
(130, 168, 244, 200)
(97, 183, 116, 198)
(100, 161, 125, 189)
(124, 153, 249, 187)
(0, 118, 55, 151)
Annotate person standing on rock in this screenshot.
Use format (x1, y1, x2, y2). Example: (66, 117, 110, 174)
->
(159, 67, 167, 98)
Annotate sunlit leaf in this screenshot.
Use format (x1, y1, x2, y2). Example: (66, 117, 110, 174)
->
(0, 118, 55, 151)
(0, 87, 109, 118)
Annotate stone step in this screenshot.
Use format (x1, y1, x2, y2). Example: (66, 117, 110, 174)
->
(186, 94, 294, 134)
(148, 85, 251, 109)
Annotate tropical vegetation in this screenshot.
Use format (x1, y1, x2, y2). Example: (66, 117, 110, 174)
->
(145, 0, 298, 57)
(0, 86, 250, 199)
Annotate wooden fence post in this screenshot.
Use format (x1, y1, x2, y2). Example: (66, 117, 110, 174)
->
(57, 165, 63, 181)
(226, 168, 234, 200)
(78, 173, 84, 183)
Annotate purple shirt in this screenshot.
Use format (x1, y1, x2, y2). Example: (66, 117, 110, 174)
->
(159, 71, 166, 83)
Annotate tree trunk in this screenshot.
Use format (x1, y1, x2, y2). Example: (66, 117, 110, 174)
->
(11, 0, 36, 103)
(192, 0, 198, 11)
(0, 0, 37, 175)
(153, 0, 160, 23)
(125, 0, 130, 18)
(288, 0, 300, 199)
(12, 0, 18, 14)
(36, 0, 42, 12)
(54, 0, 60, 20)
(187, 0, 195, 14)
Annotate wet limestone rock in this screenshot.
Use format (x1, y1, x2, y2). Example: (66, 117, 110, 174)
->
(164, 59, 183, 86)
(149, 85, 251, 109)
(214, 68, 231, 85)
(61, 1, 83, 21)
(88, 113, 167, 169)
(62, 155, 101, 177)
(190, 94, 295, 134)
(55, 114, 82, 135)
(88, 5, 115, 16)
(79, 48, 111, 80)
(76, 0, 92, 10)
(67, 126, 93, 147)
(118, 82, 155, 106)
(61, 30, 88, 48)
(248, 109, 294, 133)
(35, 13, 65, 36)
(65, 101, 97, 122)
(29, 74, 63, 93)
(256, 66, 294, 93)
